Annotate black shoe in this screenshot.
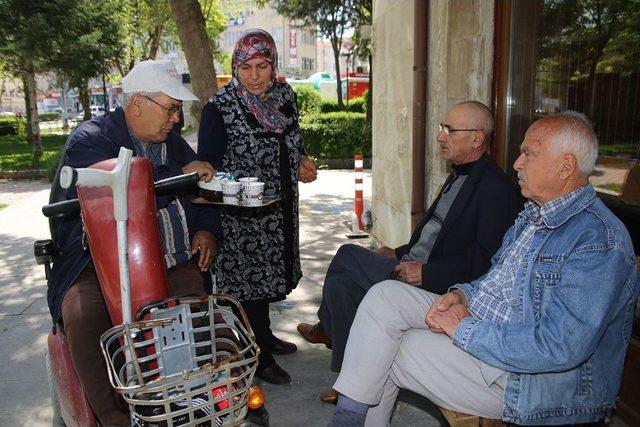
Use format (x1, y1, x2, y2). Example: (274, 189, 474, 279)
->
(256, 362, 291, 385)
(271, 335, 297, 355)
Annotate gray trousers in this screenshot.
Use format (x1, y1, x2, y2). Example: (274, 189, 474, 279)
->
(317, 244, 399, 371)
(333, 280, 506, 426)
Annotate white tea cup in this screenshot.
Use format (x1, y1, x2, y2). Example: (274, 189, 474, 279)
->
(242, 181, 265, 206)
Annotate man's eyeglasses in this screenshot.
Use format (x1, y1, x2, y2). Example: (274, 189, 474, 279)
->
(439, 123, 477, 135)
(142, 95, 182, 116)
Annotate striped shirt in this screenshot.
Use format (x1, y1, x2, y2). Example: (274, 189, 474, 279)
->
(130, 133, 192, 268)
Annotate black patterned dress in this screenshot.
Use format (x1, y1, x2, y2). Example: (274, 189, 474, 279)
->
(198, 81, 304, 302)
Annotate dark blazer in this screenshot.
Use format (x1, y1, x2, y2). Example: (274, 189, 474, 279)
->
(46, 108, 219, 326)
(395, 154, 520, 294)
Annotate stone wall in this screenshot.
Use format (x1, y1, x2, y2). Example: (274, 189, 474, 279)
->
(371, 0, 494, 246)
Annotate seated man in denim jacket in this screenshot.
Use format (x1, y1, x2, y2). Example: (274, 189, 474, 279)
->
(328, 112, 640, 426)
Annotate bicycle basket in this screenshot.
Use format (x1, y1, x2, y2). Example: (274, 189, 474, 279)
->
(100, 294, 259, 426)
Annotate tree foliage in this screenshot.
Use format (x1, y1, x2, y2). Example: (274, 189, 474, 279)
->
(113, 0, 229, 77)
(0, 0, 75, 151)
(258, 0, 357, 109)
(50, 0, 124, 119)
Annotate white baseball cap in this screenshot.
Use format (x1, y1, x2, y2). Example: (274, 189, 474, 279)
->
(122, 60, 199, 101)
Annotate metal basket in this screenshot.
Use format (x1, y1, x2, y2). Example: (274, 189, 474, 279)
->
(100, 295, 259, 426)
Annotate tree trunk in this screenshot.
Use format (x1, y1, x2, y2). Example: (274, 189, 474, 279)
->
(169, 0, 218, 128)
(22, 65, 42, 157)
(331, 38, 344, 109)
(148, 23, 164, 59)
(79, 82, 91, 121)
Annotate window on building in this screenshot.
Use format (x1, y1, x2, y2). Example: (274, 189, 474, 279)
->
(496, 0, 640, 249)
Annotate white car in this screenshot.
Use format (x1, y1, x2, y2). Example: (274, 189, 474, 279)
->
(76, 105, 106, 121)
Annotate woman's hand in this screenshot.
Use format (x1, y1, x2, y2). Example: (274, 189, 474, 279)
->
(183, 160, 216, 182)
(298, 155, 317, 183)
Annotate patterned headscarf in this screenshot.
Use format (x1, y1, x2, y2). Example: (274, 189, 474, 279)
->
(232, 29, 289, 133)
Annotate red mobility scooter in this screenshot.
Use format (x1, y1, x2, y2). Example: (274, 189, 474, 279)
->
(35, 148, 269, 426)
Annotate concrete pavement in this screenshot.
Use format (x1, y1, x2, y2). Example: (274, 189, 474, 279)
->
(0, 172, 447, 427)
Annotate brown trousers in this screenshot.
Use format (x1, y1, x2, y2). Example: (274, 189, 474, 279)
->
(60, 261, 205, 427)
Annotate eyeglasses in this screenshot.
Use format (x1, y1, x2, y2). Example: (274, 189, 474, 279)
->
(439, 123, 477, 135)
(141, 95, 182, 116)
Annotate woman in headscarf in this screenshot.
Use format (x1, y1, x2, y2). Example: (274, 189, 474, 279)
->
(198, 29, 317, 384)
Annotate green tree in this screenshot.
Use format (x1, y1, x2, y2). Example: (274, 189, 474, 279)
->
(50, 0, 124, 120)
(0, 0, 72, 155)
(259, 0, 356, 109)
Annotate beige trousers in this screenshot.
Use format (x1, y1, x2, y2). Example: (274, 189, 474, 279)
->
(333, 280, 506, 426)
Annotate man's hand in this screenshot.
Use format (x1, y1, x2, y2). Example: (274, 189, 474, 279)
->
(427, 309, 463, 337)
(425, 291, 469, 333)
(393, 262, 422, 285)
(183, 160, 215, 182)
(374, 246, 396, 258)
(298, 155, 318, 183)
(191, 230, 216, 271)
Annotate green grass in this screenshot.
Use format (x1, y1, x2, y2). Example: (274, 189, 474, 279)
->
(0, 134, 66, 171)
(0, 203, 7, 210)
(598, 182, 624, 193)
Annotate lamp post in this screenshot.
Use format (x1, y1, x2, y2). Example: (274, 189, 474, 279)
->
(341, 50, 352, 109)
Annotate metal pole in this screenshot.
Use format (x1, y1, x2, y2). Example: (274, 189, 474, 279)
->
(102, 73, 109, 112)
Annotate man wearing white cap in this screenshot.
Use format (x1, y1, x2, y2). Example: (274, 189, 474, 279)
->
(47, 60, 219, 426)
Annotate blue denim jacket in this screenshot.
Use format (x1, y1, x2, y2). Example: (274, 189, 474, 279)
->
(452, 185, 639, 425)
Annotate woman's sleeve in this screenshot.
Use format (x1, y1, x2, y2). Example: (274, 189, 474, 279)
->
(197, 102, 227, 169)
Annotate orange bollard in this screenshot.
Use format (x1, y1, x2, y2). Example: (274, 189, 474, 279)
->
(354, 154, 364, 231)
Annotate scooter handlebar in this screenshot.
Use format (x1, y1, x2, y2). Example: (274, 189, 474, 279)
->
(42, 199, 81, 218)
(154, 172, 199, 196)
(41, 172, 201, 218)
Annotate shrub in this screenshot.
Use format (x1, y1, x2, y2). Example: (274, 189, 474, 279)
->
(320, 98, 340, 113)
(293, 85, 321, 117)
(0, 117, 25, 137)
(39, 111, 61, 122)
(319, 96, 366, 113)
(300, 111, 371, 159)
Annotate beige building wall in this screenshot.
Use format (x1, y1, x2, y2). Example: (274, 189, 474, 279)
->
(371, 0, 495, 246)
(370, 0, 415, 248)
(219, 2, 317, 78)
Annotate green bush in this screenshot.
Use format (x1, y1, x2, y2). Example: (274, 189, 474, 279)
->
(301, 112, 371, 159)
(0, 117, 26, 137)
(320, 99, 340, 113)
(319, 96, 365, 113)
(293, 85, 321, 117)
(39, 111, 61, 122)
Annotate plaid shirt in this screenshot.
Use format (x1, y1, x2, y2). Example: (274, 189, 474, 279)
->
(467, 187, 586, 324)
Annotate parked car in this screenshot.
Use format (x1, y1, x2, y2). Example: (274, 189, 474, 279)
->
(75, 105, 106, 121)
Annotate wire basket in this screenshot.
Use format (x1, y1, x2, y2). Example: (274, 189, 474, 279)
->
(100, 295, 259, 426)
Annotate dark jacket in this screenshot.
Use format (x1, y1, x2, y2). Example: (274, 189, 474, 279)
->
(395, 154, 520, 294)
(46, 108, 218, 326)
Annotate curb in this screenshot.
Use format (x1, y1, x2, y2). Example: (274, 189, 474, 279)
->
(0, 169, 49, 180)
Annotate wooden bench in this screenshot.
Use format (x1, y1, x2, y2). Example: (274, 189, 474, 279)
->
(438, 407, 506, 427)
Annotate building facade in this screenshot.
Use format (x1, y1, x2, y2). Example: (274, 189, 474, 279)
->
(219, 2, 317, 79)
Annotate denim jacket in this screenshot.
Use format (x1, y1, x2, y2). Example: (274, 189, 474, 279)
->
(452, 185, 639, 425)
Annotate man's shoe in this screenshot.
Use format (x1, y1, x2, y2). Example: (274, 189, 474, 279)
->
(297, 322, 333, 349)
(271, 335, 297, 355)
(256, 362, 291, 385)
(319, 388, 338, 405)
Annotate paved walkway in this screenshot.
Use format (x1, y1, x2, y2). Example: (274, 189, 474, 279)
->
(0, 173, 447, 427)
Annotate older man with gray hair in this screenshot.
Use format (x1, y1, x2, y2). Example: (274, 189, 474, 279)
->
(329, 112, 639, 426)
(47, 60, 218, 426)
